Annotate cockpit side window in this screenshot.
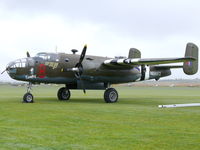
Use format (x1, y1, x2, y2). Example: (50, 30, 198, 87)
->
(36, 53, 50, 60)
(36, 53, 59, 61)
(21, 59, 27, 67)
(49, 54, 59, 61)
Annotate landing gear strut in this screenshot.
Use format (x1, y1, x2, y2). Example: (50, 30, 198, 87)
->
(57, 87, 71, 100)
(104, 88, 118, 103)
(23, 83, 34, 103)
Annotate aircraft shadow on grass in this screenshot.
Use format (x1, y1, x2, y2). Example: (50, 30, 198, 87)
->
(35, 97, 103, 104)
(30, 96, 167, 106)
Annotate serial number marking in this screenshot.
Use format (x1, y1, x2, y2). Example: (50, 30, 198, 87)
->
(150, 71, 161, 76)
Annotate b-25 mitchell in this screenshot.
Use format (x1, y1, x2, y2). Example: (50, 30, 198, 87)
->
(2, 43, 198, 103)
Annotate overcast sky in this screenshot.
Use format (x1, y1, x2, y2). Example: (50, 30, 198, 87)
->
(0, 0, 199, 81)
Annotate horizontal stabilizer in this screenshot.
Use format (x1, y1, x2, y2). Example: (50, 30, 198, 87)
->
(153, 65, 183, 69)
(104, 57, 195, 66)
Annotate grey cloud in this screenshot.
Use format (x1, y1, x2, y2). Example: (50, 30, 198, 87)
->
(1, 0, 200, 38)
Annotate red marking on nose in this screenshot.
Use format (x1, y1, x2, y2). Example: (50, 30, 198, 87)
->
(38, 64, 46, 78)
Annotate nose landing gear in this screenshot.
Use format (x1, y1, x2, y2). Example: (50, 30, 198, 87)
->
(23, 83, 34, 103)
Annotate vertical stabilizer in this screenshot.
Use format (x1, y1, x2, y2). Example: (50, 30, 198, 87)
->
(128, 48, 141, 58)
(183, 43, 198, 75)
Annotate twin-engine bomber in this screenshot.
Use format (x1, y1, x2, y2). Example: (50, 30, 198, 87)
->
(2, 43, 198, 103)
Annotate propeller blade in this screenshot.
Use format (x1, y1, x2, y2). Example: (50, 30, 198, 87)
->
(1, 70, 6, 74)
(75, 72, 86, 94)
(77, 44, 87, 67)
(1, 67, 8, 74)
(79, 75, 86, 94)
(27, 51, 30, 57)
(83, 88, 86, 94)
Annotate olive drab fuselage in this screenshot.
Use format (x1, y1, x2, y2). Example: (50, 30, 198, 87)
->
(6, 52, 170, 89)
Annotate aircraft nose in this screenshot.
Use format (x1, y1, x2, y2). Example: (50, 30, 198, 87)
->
(6, 61, 17, 75)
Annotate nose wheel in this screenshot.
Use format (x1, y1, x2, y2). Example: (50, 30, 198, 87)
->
(57, 87, 71, 100)
(104, 88, 118, 103)
(23, 83, 34, 103)
(23, 93, 34, 103)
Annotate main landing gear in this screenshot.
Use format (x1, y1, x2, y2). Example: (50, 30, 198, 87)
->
(57, 87, 118, 103)
(57, 87, 71, 100)
(104, 88, 118, 103)
(22, 85, 119, 103)
(23, 83, 34, 103)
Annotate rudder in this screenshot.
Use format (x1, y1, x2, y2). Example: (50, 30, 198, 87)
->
(183, 43, 198, 75)
(128, 48, 141, 58)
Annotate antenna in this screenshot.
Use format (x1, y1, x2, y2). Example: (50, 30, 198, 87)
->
(55, 45, 58, 53)
(71, 49, 78, 54)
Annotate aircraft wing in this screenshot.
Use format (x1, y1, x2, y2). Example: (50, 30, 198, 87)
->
(103, 57, 195, 67)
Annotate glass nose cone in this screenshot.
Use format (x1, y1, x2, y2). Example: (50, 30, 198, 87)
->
(7, 58, 28, 74)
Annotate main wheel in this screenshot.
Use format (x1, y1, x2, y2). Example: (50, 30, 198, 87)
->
(104, 88, 118, 103)
(57, 87, 71, 100)
(23, 93, 34, 103)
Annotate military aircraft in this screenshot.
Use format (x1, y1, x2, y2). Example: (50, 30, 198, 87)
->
(1, 43, 198, 103)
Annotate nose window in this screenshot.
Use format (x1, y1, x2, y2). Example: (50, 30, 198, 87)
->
(21, 59, 26, 67)
(9, 59, 27, 68)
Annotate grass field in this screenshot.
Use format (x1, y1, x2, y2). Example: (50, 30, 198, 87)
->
(0, 85, 200, 150)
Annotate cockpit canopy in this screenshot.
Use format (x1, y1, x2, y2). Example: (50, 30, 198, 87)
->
(35, 53, 59, 61)
(7, 58, 34, 69)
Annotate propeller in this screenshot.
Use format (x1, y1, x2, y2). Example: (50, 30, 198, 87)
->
(64, 45, 87, 93)
(1, 66, 9, 74)
(75, 45, 87, 94)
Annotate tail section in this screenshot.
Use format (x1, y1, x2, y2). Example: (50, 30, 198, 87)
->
(128, 48, 141, 58)
(183, 43, 198, 75)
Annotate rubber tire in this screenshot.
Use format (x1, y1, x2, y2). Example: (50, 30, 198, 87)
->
(23, 93, 34, 103)
(104, 88, 118, 103)
(57, 87, 71, 100)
